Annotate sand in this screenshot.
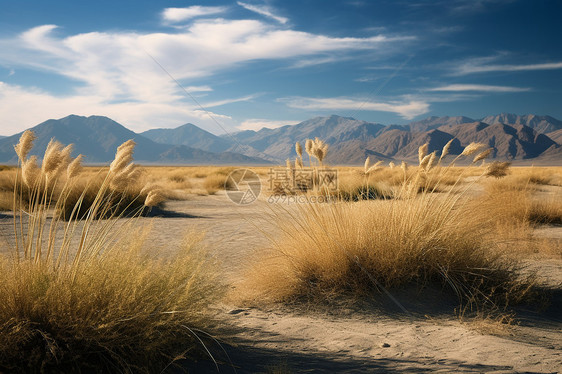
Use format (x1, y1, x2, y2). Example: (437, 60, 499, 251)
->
(1, 192, 561, 373)
(139, 193, 562, 373)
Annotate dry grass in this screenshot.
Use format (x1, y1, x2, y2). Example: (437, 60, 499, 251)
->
(0, 132, 222, 372)
(238, 193, 535, 309)
(236, 143, 547, 313)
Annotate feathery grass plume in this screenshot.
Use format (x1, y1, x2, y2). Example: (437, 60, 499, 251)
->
(419, 153, 432, 170)
(418, 143, 429, 165)
(439, 138, 454, 163)
(473, 148, 492, 163)
(364, 157, 370, 174)
(460, 142, 486, 157)
(401, 161, 408, 173)
(295, 142, 303, 158)
(144, 189, 165, 207)
(110, 163, 137, 190)
(41, 139, 64, 178)
(109, 139, 136, 174)
(295, 157, 303, 169)
(312, 138, 329, 163)
(367, 160, 383, 174)
(425, 151, 437, 172)
(305, 139, 314, 156)
(389, 161, 395, 169)
(14, 130, 36, 162)
(66, 155, 83, 179)
(22, 156, 40, 188)
(485, 161, 511, 178)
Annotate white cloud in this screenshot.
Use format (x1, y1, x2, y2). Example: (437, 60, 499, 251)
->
(162, 6, 228, 23)
(237, 2, 288, 24)
(184, 85, 213, 93)
(0, 15, 413, 134)
(280, 96, 429, 119)
(203, 94, 259, 108)
(0, 81, 236, 135)
(428, 84, 530, 92)
(455, 61, 562, 75)
(238, 119, 297, 131)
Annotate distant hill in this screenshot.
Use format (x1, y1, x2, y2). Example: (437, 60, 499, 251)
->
(141, 123, 233, 153)
(481, 113, 562, 134)
(0, 115, 271, 164)
(141, 123, 278, 162)
(1, 113, 560, 165)
(223, 114, 561, 164)
(227, 115, 386, 161)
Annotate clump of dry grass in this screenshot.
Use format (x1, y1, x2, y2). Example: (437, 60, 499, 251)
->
(237, 143, 538, 313)
(204, 173, 233, 194)
(238, 194, 534, 309)
(0, 133, 222, 372)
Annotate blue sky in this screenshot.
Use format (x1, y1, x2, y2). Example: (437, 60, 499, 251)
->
(0, 0, 561, 136)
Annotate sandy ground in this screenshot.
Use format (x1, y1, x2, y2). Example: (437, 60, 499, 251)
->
(140, 193, 562, 374)
(1, 192, 561, 373)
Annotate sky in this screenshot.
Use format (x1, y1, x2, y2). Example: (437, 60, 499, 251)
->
(0, 0, 561, 136)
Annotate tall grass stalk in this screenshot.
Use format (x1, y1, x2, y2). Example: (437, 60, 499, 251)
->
(0, 133, 221, 372)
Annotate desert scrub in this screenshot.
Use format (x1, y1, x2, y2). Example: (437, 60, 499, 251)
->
(238, 143, 536, 311)
(1, 134, 171, 219)
(204, 173, 235, 194)
(0, 132, 222, 372)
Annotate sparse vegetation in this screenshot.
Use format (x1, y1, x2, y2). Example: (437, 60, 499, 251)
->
(237, 141, 545, 314)
(0, 132, 222, 372)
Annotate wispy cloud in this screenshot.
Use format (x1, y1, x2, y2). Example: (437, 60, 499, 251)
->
(237, 2, 288, 24)
(0, 81, 235, 135)
(238, 118, 296, 131)
(0, 15, 412, 133)
(162, 6, 228, 23)
(428, 84, 530, 92)
(203, 94, 259, 108)
(279, 96, 429, 119)
(455, 61, 562, 75)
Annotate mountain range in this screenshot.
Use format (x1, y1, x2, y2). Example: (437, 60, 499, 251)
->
(0, 113, 561, 165)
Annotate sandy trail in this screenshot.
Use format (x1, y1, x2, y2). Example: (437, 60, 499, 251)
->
(1, 192, 561, 373)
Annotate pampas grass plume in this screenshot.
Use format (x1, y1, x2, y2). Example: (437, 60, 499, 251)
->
(144, 189, 165, 207)
(22, 156, 40, 187)
(418, 143, 428, 165)
(41, 139, 63, 177)
(295, 142, 303, 158)
(461, 142, 486, 157)
(305, 139, 314, 156)
(364, 157, 370, 174)
(440, 139, 454, 161)
(473, 148, 492, 163)
(14, 130, 36, 162)
(110, 140, 135, 174)
(67, 155, 83, 179)
(367, 160, 383, 174)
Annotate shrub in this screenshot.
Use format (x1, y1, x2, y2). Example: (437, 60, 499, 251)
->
(0, 132, 221, 372)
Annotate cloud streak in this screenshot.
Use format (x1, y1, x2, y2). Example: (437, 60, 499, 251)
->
(280, 97, 429, 119)
(162, 6, 228, 23)
(237, 2, 288, 24)
(455, 61, 562, 75)
(428, 84, 530, 92)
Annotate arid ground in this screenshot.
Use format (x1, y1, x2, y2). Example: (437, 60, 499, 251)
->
(1, 158, 561, 373)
